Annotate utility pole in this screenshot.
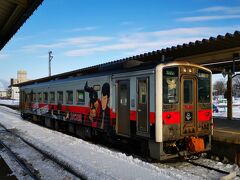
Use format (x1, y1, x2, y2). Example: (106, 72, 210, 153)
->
(48, 51, 53, 76)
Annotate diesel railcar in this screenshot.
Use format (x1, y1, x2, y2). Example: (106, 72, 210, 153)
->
(19, 61, 212, 160)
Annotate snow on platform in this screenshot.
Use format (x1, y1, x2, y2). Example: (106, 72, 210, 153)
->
(0, 106, 199, 180)
(0, 99, 19, 106)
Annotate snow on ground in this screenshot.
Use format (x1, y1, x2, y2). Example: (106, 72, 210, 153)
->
(0, 106, 199, 180)
(213, 106, 240, 119)
(0, 99, 19, 106)
(0, 126, 78, 180)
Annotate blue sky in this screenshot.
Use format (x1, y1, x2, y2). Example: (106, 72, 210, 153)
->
(0, 0, 240, 85)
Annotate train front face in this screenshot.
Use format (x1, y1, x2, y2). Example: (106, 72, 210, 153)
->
(156, 62, 212, 157)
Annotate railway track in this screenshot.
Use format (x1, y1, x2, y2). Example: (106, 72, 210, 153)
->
(0, 124, 86, 180)
(187, 159, 239, 179)
(153, 156, 240, 179)
(0, 134, 37, 179)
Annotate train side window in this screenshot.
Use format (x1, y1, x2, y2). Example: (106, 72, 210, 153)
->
(76, 90, 85, 104)
(57, 91, 63, 104)
(66, 90, 73, 104)
(50, 92, 55, 103)
(43, 92, 48, 103)
(93, 85, 100, 91)
(198, 70, 210, 103)
(38, 93, 42, 102)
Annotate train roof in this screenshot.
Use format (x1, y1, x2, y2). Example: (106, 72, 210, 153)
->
(16, 30, 240, 87)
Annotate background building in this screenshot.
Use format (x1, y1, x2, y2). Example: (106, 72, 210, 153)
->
(9, 70, 29, 99)
(0, 91, 7, 98)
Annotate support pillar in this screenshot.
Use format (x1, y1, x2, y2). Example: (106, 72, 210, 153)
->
(227, 73, 233, 120)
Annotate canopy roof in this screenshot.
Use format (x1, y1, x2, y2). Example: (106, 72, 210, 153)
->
(0, 0, 43, 50)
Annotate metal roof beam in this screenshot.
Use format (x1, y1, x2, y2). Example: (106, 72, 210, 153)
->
(0, 5, 25, 36)
(7, 0, 28, 8)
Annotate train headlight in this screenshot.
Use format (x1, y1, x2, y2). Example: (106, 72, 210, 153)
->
(188, 68, 192, 73)
(183, 68, 187, 72)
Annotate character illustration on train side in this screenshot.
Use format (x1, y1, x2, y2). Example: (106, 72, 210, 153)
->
(84, 81, 110, 131)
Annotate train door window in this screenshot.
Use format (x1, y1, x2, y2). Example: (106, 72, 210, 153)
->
(76, 90, 85, 104)
(27, 94, 30, 103)
(38, 93, 42, 102)
(138, 79, 147, 104)
(137, 78, 149, 134)
(66, 90, 73, 104)
(50, 92, 55, 103)
(43, 92, 48, 103)
(57, 91, 63, 104)
(24, 93, 27, 103)
(184, 80, 193, 104)
(163, 67, 179, 104)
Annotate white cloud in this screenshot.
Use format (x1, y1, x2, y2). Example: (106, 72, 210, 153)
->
(178, 6, 240, 22)
(21, 36, 112, 52)
(63, 36, 112, 45)
(64, 36, 204, 57)
(13, 35, 35, 41)
(66, 26, 97, 32)
(198, 6, 240, 14)
(178, 15, 240, 22)
(21, 26, 239, 59)
(64, 26, 240, 57)
(65, 27, 224, 57)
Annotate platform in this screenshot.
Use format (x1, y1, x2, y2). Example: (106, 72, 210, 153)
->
(212, 117, 240, 165)
(213, 117, 240, 144)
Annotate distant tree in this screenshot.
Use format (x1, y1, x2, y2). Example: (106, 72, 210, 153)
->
(213, 80, 226, 96)
(233, 74, 240, 97)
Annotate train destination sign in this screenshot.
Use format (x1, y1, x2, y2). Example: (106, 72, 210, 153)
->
(163, 67, 178, 77)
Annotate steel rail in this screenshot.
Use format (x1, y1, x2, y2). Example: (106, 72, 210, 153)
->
(0, 134, 38, 179)
(0, 124, 87, 180)
(187, 159, 240, 178)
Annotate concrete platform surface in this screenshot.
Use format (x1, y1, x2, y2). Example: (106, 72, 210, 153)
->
(213, 117, 240, 144)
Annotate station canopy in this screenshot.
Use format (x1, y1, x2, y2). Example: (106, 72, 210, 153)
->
(0, 0, 43, 50)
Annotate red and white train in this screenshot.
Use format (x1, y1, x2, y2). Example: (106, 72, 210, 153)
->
(19, 61, 212, 160)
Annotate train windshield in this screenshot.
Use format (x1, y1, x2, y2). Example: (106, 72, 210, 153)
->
(197, 69, 211, 103)
(163, 67, 179, 104)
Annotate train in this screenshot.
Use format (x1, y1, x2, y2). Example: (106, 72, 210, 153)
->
(18, 61, 212, 160)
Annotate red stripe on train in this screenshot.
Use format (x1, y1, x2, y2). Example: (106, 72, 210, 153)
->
(37, 103, 157, 123)
(198, 109, 212, 122)
(162, 111, 180, 125)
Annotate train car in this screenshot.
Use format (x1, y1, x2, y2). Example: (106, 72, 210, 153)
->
(19, 61, 212, 160)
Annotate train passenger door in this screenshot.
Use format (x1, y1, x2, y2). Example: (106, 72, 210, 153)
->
(181, 77, 197, 135)
(117, 80, 130, 136)
(136, 78, 149, 135)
